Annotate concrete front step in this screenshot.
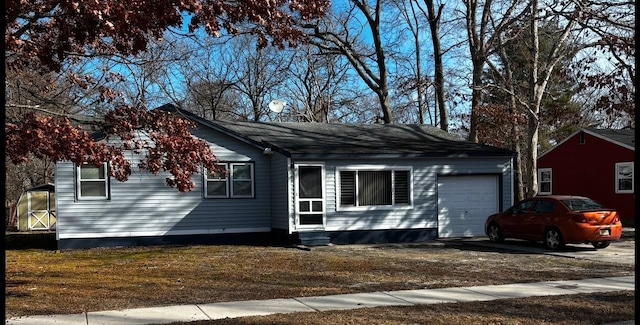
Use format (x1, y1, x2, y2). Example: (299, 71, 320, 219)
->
(297, 231, 330, 246)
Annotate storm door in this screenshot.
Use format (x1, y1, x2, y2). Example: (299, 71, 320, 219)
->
(295, 164, 325, 229)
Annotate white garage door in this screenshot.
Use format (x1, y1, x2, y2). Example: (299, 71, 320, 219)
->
(437, 175, 499, 238)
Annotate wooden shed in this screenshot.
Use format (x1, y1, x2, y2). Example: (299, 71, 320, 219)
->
(16, 183, 57, 231)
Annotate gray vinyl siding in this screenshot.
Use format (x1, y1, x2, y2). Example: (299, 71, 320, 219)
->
(318, 157, 513, 232)
(269, 153, 291, 231)
(55, 125, 272, 239)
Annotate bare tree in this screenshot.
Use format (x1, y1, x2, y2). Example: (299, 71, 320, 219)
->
(423, 0, 450, 131)
(567, 0, 635, 126)
(226, 36, 294, 121)
(302, 0, 394, 123)
(462, 0, 530, 142)
(183, 80, 240, 121)
(521, 1, 580, 196)
(98, 37, 190, 108)
(478, 0, 599, 197)
(175, 34, 293, 121)
(282, 45, 358, 122)
(394, 0, 452, 129)
(176, 36, 241, 120)
(392, 0, 429, 124)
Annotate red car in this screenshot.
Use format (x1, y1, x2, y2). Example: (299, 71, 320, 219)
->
(485, 195, 622, 250)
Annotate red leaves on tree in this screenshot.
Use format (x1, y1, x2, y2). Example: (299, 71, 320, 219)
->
(6, 114, 116, 167)
(475, 104, 528, 149)
(5, 0, 329, 192)
(6, 106, 218, 192)
(129, 108, 218, 192)
(5, 0, 330, 72)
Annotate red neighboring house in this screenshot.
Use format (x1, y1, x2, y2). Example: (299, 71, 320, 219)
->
(537, 128, 635, 228)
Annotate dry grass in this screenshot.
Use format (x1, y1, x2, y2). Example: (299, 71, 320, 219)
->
(5, 240, 635, 320)
(178, 291, 635, 325)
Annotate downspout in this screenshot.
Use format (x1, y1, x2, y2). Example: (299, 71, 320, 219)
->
(288, 157, 295, 234)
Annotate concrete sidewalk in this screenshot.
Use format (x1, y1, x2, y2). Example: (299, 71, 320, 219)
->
(6, 275, 635, 325)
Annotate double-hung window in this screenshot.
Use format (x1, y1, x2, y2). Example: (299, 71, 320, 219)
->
(338, 167, 411, 209)
(205, 163, 229, 198)
(538, 168, 552, 195)
(204, 162, 254, 198)
(615, 162, 633, 193)
(76, 163, 110, 200)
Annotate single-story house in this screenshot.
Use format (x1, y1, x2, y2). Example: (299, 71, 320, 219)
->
(16, 183, 57, 231)
(54, 104, 515, 249)
(537, 128, 635, 227)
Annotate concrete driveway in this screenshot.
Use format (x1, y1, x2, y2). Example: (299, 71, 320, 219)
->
(543, 238, 635, 265)
(460, 233, 635, 266)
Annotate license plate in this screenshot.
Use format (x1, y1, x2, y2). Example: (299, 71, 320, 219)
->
(600, 228, 611, 236)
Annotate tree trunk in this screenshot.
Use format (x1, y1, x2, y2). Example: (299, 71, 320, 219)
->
(414, 25, 425, 125)
(379, 89, 393, 124)
(468, 60, 483, 143)
(526, 0, 540, 198)
(525, 114, 539, 198)
(513, 143, 525, 202)
(425, 1, 448, 131)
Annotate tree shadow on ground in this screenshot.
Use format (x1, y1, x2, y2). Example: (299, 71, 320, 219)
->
(5, 232, 57, 250)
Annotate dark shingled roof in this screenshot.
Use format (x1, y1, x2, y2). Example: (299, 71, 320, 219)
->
(25, 183, 55, 193)
(586, 128, 635, 148)
(156, 103, 514, 158)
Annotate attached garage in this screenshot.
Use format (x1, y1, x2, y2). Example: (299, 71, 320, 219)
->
(437, 175, 500, 238)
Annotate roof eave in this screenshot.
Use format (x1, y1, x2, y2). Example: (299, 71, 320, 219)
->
(583, 128, 635, 151)
(287, 152, 515, 160)
(156, 104, 293, 157)
(539, 128, 635, 160)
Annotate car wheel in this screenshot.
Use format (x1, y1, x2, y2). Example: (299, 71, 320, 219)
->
(544, 228, 565, 250)
(487, 223, 504, 243)
(592, 241, 611, 249)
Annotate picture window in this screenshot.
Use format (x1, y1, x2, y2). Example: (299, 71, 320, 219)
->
(338, 168, 411, 208)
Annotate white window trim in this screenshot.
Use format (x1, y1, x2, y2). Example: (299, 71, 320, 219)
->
(336, 166, 413, 211)
(538, 168, 552, 195)
(615, 162, 634, 194)
(230, 162, 255, 198)
(295, 163, 326, 230)
(204, 163, 229, 198)
(76, 163, 110, 200)
(204, 162, 255, 198)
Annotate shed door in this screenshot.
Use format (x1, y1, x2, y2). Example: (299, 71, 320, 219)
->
(28, 191, 56, 230)
(437, 175, 498, 238)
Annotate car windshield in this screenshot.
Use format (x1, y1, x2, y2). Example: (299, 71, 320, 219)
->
(560, 198, 604, 211)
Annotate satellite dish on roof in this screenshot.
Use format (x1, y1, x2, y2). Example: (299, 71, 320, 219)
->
(268, 99, 287, 113)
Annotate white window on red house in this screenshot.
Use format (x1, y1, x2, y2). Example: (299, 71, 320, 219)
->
(538, 168, 552, 195)
(616, 162, 634, 193)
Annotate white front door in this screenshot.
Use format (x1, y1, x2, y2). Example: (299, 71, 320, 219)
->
(295, 164, 325, 229)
